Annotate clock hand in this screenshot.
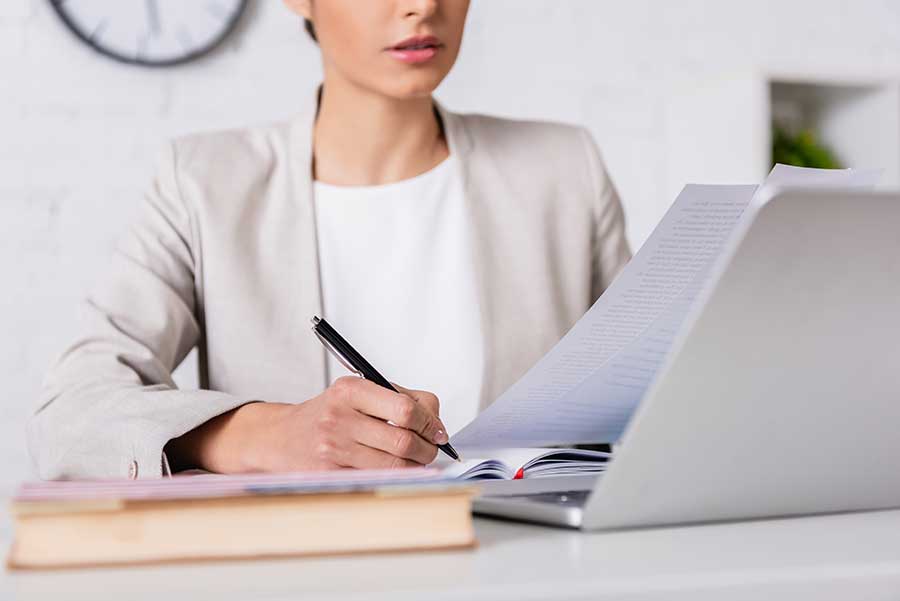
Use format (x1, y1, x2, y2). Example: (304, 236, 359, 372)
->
(146, 0, 161, 36)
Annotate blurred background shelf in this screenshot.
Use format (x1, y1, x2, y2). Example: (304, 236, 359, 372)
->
(666, 73, 900, 200)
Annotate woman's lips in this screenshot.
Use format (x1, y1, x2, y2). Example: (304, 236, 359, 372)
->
(387, 45, 440, 64)
(386, 35, 442, 64)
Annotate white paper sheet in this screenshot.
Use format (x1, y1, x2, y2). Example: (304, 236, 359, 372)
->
(764, 164, 882, 189)
(453, 165, 881, 449)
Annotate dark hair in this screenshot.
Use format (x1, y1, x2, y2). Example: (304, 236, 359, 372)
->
(304, 18, 318, 43)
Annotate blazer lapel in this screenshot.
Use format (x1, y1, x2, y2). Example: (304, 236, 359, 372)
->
(287, 86, 328, 393)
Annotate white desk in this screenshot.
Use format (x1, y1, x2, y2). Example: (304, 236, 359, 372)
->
(5, 510, 900, 601)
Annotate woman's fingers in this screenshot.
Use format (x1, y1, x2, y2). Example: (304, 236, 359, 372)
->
(338, 377, 448, 445)
(352, 411, 439, 466)
(337, 441, 423, 470)
(394, 384, 440, 417)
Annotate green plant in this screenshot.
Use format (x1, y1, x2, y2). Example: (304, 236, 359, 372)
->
(772, 126, 842, 169)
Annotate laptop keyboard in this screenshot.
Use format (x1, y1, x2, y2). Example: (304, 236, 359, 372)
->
(508, 490, 592, 508)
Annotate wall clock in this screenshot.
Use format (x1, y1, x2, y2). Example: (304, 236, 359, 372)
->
(49, 0, 248, 67)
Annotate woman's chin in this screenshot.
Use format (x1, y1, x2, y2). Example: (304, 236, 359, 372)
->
(377, 74, 447, 101)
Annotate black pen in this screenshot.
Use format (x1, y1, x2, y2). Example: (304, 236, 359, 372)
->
(310, 316, 461, 462)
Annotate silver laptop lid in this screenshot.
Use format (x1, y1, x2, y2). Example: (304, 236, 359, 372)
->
(583, 188, 900, 530)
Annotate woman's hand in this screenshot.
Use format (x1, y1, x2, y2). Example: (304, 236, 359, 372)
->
(165, 376, 449, 473)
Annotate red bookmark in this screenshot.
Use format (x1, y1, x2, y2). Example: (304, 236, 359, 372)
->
(514, 467, 525, 480)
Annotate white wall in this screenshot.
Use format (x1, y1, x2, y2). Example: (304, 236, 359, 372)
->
(2, 0, 900, 504)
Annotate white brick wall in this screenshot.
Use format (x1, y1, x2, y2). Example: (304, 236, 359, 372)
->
(2, 0, 899, 507)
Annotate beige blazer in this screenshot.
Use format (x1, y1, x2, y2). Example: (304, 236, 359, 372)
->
(28, 87, 631, 480)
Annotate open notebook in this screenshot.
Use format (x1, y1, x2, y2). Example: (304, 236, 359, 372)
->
(437, 448, 611, 480)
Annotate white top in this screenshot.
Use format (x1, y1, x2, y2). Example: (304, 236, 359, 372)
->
(312, 155, 483, 436)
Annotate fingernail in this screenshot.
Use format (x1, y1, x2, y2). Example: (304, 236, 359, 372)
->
(434, 429, 449, 445)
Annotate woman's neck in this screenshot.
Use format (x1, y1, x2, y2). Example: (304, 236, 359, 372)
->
(312, 78, 449, 186)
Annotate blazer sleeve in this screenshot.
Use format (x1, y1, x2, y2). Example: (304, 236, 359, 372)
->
(578, 128, 632, 300)
(27, 143, 251, 480)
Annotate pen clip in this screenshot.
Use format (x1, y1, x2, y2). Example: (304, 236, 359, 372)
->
(313, 326, 364, 378)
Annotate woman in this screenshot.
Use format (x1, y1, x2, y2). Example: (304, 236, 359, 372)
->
(29, 0, 631, 480)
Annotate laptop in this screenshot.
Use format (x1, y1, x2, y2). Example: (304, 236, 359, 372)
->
(474, 188, 900, 530)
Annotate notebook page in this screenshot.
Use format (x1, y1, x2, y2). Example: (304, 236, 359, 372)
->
(470, 448, 569, 472)
(434, 457, 511, 480)
(433, 450, 551, 480)
(453, 166, 880, 449)
(433, 448, 609, 480)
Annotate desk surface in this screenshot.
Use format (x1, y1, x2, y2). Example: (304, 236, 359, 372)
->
(5, 510, 900, 601)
